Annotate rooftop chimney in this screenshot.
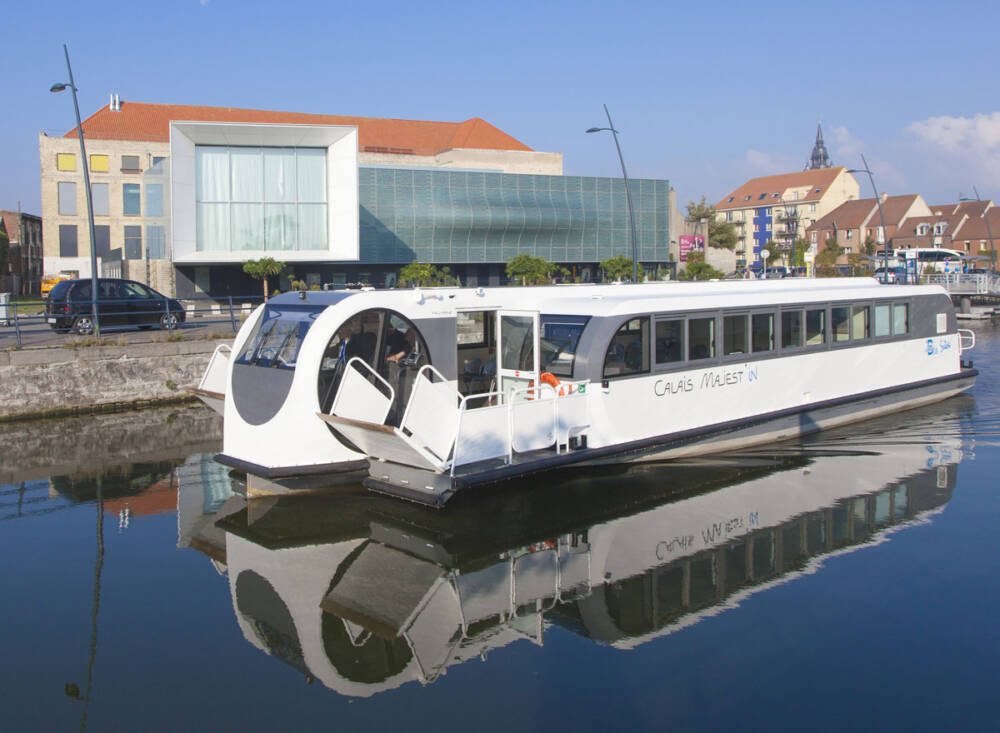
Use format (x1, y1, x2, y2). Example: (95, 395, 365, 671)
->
(109, 93, 121, 111)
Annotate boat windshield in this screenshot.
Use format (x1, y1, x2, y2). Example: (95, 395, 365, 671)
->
(235, 305, 322, 370)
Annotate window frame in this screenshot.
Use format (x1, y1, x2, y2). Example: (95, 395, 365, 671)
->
(602, 316, 651, 379)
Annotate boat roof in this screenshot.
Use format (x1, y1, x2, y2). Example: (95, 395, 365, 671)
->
(269, 279, 941, 319)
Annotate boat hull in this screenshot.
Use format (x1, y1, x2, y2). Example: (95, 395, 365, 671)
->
(364, 368, 976, 507)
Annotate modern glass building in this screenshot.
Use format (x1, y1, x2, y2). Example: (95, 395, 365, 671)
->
(355, 168, 670, 284)
(40, 102, 673, 297)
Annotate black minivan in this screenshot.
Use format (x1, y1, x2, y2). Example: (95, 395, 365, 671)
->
(46, 278, 186, 334)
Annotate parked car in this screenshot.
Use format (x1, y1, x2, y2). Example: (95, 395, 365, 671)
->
(874, 266, 906, 284)
(45, 278, 185, 334)
(763, 266, 789, 279)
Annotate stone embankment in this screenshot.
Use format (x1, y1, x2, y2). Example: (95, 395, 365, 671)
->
(0, 340, 230, 422)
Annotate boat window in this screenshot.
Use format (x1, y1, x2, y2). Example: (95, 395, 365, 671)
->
(751, 313, 774, 352)
(852, 306, 870, 340)
(540, 315, 590, 378)
(874, 304, 891, 337)
(317, 308, 429, 423)
(723, 314, 748, 356)
(805, 309, 826, 346)
(655, 318, 684, 364)
(603, 317, 649, 377)
(832, 306, 850, 343)
(500, 315, 535, 371)
(781, 310, 803, 348)
(688, 317, 715, 361)
(893, 303, 909, 335)
(235, 304, 321, 370)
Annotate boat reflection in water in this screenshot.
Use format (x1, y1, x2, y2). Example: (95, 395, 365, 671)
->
(178, 402, 968, 698)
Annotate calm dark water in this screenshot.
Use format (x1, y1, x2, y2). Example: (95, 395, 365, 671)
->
(3, 325, 1000, 732)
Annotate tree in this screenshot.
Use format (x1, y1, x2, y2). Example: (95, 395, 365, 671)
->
(398, 261, 438, 287)
(600, 255, 643, 282)
(243, 257, 286, 298)
(686, 196, 737, 250)
(678, 250, 724, 281)
(506, 254, 553, 285)
(815, 236, 843, 277)
(398, 262, 460, 287)
(790, 237, 810, 267)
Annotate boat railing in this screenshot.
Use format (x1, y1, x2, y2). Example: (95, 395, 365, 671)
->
(506, 380, 592, 460)
(451, 390, 510, 475)
(198, 343, 231, 394)
(400, 365, 464, 463)
(330, 357, 396, 425)
(958, 329, 976, 352)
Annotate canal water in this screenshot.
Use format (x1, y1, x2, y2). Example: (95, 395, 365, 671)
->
(3, 325, 999, 731)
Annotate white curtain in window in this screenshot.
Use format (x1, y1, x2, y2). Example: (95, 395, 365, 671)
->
(231, 204, 264, 250)
(230, 149, 263, 202)
(296, 149, 326, 202)
(264, 149, 295, 202)
(298, 204, 327, 249)
(196, 148, 230, 202)
(265, 204, 296, 249)
(145, 184, 164, 217)
(197, 203, 230, 251)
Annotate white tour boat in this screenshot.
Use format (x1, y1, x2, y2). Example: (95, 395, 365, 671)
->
(202, 278, 977, 506)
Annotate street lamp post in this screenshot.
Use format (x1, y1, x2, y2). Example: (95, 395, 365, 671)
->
(847, 154, 889, 283)
(587, 105, 639, 282)
(51, 43, 99, 335)
(959, 187, 995, 274)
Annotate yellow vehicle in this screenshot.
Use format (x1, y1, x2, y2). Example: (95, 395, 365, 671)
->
(41, 271, 78, 297)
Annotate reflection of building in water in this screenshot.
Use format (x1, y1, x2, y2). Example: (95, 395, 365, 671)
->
(176, 453, 240, 563)
(185, 434, 963, 698)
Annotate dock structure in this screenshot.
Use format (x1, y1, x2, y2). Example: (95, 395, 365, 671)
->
(924, 273, 1000, 297)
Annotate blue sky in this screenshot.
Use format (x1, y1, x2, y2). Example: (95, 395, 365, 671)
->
(3, 0, 999, 215)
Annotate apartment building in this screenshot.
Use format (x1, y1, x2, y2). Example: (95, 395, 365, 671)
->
(714, 167, 860, 270)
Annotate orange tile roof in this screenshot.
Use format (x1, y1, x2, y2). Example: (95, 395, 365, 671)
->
(715, 167, 847, 210)
(810, 198, 877, 230)
(952, 207, 1000, 240)
(65, 101, 534, 156)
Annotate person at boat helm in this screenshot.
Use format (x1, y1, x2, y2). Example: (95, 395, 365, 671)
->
(386, 327, 414, 363)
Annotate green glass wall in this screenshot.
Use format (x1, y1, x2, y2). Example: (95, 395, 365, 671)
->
(357, 168, 670, 265)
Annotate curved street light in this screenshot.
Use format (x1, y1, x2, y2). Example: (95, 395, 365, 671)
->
(959, 187, 995, 274)
(586, 105, 638, 282)
(847, 154, 890, 283)
(51, 44, 100, 335)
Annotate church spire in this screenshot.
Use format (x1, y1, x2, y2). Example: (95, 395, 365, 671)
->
(807, 121, 832, 170)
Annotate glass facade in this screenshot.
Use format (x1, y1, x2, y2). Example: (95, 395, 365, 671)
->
(195, 146, 327, 253)
(357, 168, 670, 265)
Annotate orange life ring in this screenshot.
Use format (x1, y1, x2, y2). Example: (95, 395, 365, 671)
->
(527, 372, 563, 398)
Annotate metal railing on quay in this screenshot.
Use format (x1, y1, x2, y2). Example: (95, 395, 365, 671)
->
(0, 295, 266, 349)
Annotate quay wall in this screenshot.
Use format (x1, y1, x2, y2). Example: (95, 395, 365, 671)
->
(0, 340, 230, 422)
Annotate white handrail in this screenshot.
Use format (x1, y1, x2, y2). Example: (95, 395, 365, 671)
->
(198, 343, 231, 391)
(399, 364, 461, 429)
(958, 328, 976, 352)
(329, 356, 395, 416)
(451, 390, 504, 476)
(507, 384, 558, 459)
